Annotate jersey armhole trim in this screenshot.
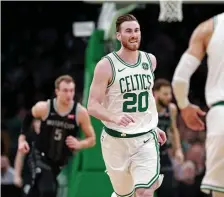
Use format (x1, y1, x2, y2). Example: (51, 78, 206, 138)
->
(213, 16, 217, 30)
(145, 53, 155, 79)
(42, 99, 50, 121)
(75, 103, 80, 126)
(105, 56, 116, 88)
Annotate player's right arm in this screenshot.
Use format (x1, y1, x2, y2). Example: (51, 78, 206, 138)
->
(87, 58, 113, 122)
(14, 150, 25, 187)
(170, 103, 184, 164)
(88, 58, 134, 126)
(18, 101, 48, 154)
(172, 19, 212, 130)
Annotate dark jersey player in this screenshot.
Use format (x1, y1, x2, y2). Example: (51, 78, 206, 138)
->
(14, 119, 40, 189)
(153, 79, 184, 197)
(18, 75, 96, 197)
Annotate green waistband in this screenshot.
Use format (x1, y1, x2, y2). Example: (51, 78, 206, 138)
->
(211, 101, 224, 108)
(103, 126, 154, 138)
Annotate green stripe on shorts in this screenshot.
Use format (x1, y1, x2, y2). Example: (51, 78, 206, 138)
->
(201, 184, 224, 193)
(134, 130, 160, 189)
(211, 101, 224, 108)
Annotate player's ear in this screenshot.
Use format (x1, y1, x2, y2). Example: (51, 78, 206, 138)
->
(55, 88, 58, 96)
(116, 32, 121, 41)
(153, 90, 158, 98)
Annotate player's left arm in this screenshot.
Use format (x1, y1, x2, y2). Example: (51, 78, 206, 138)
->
(148, 53, 157, 72)
(76, 104, 96, 149)
(171, 20, 212, 131)
(170, 103, 184, 163)
(172, 19, 212, 109)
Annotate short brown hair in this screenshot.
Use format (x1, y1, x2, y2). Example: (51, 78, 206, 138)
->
(116, 14, 138, 32)
(55, 75, 74, 89)
(153, 78, 171, 91)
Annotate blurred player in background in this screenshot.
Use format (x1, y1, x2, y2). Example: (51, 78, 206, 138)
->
(153, 78, 184, 197)
(14, 119, 40, 195)
(172, 13, 224, 197)
(88, 14, 166, 197)
(18, 75, 96, 197)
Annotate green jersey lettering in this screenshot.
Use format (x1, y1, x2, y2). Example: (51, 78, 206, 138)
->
(119, 74, 152, 113)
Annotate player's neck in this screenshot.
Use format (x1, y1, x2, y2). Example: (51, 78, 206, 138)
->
(55, 98, 73, 113)
(156, 103, 165, 113)
(117, 47, 139, 64)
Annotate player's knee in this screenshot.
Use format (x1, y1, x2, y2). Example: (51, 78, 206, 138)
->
(135, 188, 154, 197)
(135, 180, 161, 197)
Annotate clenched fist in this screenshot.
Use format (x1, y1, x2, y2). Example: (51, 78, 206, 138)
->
(181, 104, 206, 131)
(18, 140, 30, 154)
(157, 128, 167, 146)
(66, 136, 81, 150)
(114, 114, 135, 127)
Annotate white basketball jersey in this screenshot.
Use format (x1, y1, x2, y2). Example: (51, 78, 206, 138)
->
(102, 51, 158, 134)
(206, 13, 224, 107)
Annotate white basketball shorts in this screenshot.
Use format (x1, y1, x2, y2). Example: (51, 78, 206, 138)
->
(201, 104, 224, 194)
(101, 128, 163, 197)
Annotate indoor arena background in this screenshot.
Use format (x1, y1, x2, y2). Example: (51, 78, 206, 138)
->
(1, 1, 224, 197)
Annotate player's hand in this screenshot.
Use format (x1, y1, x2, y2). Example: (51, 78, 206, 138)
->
(157, 128, 167, 146)
(14, 175, 23, 188)
(114, 114, 135, 127)
(18, 140, 30, 154)
(181, 104, 206, 131)
(181, 160, 196, 183)
(66, 136, 81, 150)
(175, 148, 184, 164)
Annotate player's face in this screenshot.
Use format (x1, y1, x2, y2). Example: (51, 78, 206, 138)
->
(56, 81, 75, 105)
(156, 86, 172, 107)
(117, 21, 141, 51)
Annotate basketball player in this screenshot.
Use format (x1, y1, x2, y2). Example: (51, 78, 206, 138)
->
(18, 75, 96, 197)
(172, 13, 224, 197)
(88, 14, 166, 197)
(14, 119, 40, 189)
(153, 78, 184, 197)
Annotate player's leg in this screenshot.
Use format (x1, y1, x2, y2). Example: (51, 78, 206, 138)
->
(37, 167, 58, 197)
(156, 170, 177, 197)
(157, 150, 177, 197)
(101, 130, 135, 197)
(22, 184, 39, 197)
(212, 191, 224, 197)
(200, 106, 224, 196)
(22, 152, 39, 197)
(22, 168, 41, 197)
(130, 130, 163, 197)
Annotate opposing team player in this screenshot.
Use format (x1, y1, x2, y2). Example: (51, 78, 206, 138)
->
(18, 75, 96, 197)
(172, 13, 224, 197)
(153, 78, 184, 197)
(14, 119, 40, 191)
(88, 14, 166, 197)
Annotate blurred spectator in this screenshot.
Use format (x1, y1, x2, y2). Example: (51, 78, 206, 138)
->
(1, 130, 20, 197)
(1, 155, 15, 185)
(1, 130, 11, 156)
